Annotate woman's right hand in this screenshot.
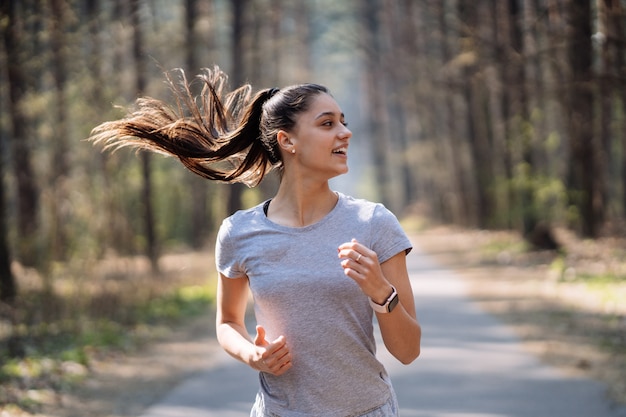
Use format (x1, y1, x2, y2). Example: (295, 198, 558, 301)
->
(252, 325, 292, 376)
(216, 275, 292, 376)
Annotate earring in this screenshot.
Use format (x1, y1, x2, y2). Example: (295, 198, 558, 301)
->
(291, 149, 296, 154)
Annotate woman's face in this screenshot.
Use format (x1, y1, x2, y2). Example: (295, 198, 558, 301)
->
(288, 93, 352, 180)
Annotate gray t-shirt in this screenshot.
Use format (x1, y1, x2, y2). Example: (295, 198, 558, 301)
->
(216, 192, 412, 417)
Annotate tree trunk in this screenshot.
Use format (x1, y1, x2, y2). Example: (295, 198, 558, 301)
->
(566, 0, 598, 237)
(107, 0, 134, 253)
(293, 1, 312, 82)
(49, 0, 70, 261)
(611, 2, 626, 217)
(131, 0, 159, 272)
(0, 122, 16, 302)
(265, 0, 283, 86)
(2, 0, 40, 268)
(227, 0, 247, 215)
(505, 0, 536, 239)
(360, 0, 393, 208)
(598, 0, 622, 227)
(436, 0, 472, 225)
(85, 0, 113, 255)
(0, 2, 17, 303)
(458, 0, 493, 228)
(596, 0, 612, 227)
(381, 0, 415, 210)
(185, 0, 210, 248)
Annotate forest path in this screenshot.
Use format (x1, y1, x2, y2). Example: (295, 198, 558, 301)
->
(132, 240, 626, 417)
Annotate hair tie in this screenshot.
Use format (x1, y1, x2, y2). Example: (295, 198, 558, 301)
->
(267, 88, 280, 99)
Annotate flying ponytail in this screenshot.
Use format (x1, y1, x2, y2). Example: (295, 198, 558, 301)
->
(90, 66, 329, 187)
(90, 67, 275, 186)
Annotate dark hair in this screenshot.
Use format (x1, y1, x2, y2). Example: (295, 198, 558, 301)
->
(89, 66, 329, 187)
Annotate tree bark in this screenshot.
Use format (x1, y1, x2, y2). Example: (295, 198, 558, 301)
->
(436, 0, 472, 225)
(185, 0, 210, 248)
(458, 0, 493, 228)
(226, 0, 247, 215)
(596, 0, 612, 227)
(131, 0, 159, 272)
(0, 121, 16, 302)
(359, 0, 393, 209)
(505, 0, 535, 238)
(2, 0, 40, 268)
(49, 0, 70, 260)
(565, 0, 599, 237)
(611, 2, 626, 216)
(85, 0, 113, 255)
(380, 0, 415, 210)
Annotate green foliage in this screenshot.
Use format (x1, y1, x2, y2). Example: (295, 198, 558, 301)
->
(138, 284, 214, 323)
(480, 236, 529, 258)
(550, 255, 625, 285)
(549, 256, 626, 328)
(509, 162, 569, 224)
(549, 255, 567, 277)
(77, 320, 129, 353)
(494, 158, 576, 234)
(0, 355, 88, 412)
(574, 272, 626, 285)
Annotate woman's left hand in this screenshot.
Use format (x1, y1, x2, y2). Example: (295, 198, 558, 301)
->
(338, 238, 393, 304)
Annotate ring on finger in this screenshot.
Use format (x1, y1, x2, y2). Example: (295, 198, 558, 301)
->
(356, 253, 362, 262)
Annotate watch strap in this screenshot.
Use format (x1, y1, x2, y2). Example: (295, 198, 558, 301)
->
(369, 286, 399, 313)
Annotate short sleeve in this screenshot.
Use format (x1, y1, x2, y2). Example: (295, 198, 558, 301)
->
(370, 204, 412, 263)
(215, 218, 246, 279)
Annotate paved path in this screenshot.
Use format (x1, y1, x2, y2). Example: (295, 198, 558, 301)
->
(140, 247, 626, 417)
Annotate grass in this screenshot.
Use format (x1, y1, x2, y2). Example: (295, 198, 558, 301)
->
(548, 255, 626, 314)
(137, 284, 214, 323)
(0, 251, 216, 414)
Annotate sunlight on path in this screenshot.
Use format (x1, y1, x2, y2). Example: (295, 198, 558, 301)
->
(139, 246, 626, 417)
(138, 348, 258, 417)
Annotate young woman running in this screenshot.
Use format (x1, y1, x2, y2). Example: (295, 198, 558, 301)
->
(90, 67, 421, 417)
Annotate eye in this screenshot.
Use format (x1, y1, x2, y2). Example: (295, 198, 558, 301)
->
(341, 120, 348, 127)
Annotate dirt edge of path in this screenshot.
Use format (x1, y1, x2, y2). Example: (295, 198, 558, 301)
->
(27, 313, 219, 417)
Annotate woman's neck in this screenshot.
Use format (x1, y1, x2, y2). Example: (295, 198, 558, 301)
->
(268, 180, 338, 227)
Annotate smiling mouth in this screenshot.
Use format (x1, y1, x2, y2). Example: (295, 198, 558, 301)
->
(332, 147, 347, 155)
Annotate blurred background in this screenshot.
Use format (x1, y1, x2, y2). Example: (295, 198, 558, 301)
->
(1, 0, 625, 412)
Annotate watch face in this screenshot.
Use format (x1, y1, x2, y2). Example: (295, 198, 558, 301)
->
(387, 293, 399, 313)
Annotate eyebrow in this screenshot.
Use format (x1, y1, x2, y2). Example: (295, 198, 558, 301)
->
(315, 111, 345, 120)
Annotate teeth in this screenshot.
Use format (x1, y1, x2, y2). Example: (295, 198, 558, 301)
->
(333, 147, 347, 154)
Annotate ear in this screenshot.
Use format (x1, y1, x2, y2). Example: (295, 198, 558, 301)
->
(276, 130, 296, 153)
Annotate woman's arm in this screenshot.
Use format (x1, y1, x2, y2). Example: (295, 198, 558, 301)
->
(338, 241, 421, 364)
(216, 273, 292, 375)
(376, 252, 421, 364)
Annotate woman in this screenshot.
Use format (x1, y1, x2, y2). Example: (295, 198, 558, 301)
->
(91, 67, 421, 416)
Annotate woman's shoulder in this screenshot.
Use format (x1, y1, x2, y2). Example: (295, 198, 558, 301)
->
(220, 201, 266, 230)
(338, 192, 376, 208)
(338, 192, 389, 217)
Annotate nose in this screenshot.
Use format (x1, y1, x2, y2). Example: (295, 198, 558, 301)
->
(341, 125, 352, 140)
